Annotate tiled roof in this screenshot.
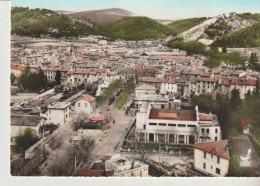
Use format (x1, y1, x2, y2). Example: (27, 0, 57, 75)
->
(107, 72, 117, 76)
(138, 77, 176, 84)
(231, 78, 259, 86)
(197, 76, 220, 82)
(193, 140, 229, 160)
(239, 117, 251, 129)
(88, 115, 105, 121)
(161, 56, 195, 60)
(11, 65, 26, 71)
(199, 113, 212, 121)
(77, 95, 95, 103)
(149, 108, 196, 121)
(78, 169, 114, 177)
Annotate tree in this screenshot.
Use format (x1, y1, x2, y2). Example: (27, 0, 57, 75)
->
(15, 127, 37, 154)
(230, 88, 241, 109)
(191, 94, 218, 113)
(249, 52, 259, 63)
(55, 70, 61, 85)
(10, 73, 15, 84)
(134, 143, 153, 162)
(222, 46, 227, 53)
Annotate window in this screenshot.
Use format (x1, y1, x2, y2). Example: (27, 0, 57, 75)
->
(168, 124, 176, 127)
(161, 105, 165, 109)
(204, 152, 206, 158)
(211, 154, 213, 158)
(216, 168, 221, 175)
(78, 103, 80, 107)
(202, 128, 205, 133)
(203, 163, 206, 169)
(149, 123, 157, 126)
(217, 157, 220, 163)
(85, 103, 88, 107)
(178, 124, 186, 127)
(159, 123, 166, 126)
(206, 129, 209, 133)
(143, 124, 146, 130)
(215, 137, 218, 141)
(215, 129, 218, 133)
(188, 125, 195, 128)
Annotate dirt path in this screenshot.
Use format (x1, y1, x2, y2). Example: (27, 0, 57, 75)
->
(230, 135, 260, 176)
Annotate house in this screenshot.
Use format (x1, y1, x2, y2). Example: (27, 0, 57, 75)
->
(10, 65, 26, 77)
(135, 83, 156, 97)
(105, 154, 149, 177)
(46, 102, 71, 126)
(239, 117, 251, 134)
(10, 115, 46, 141)
(75, 95, 96, 116)
(193, 140, 229, 177)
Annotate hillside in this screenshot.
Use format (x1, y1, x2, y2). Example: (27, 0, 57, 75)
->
(106, 16, 176, 40)
(177, 13, 255, 45)
(11, 7, 97, 37)
(212, 13, 260, 47)
(69, 8, 136, 26)
(167, 17, 207, 35)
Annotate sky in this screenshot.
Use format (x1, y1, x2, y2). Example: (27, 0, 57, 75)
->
(11, 0, 260, 20)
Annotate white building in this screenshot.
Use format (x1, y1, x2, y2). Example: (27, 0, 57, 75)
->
(46, 102, 71, 126)
(75, 95, 96, 116)
(135, 104, 221, 145)
(105, 154, 149, 177)
(193, 140, 229, 177)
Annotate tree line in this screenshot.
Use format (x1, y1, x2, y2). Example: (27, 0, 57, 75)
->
(167, 38, 205, 55)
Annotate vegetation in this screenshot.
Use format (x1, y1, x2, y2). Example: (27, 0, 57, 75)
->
(149, 166, 165, 177)
(17, 67, 48, 92)
(106, 16, 176, 40)
(249, 52, 260, 72)
(212, 23, 260, 48)
(205, 47, 248, 68)
(227, 141, 253, 177)
(115, 79, 134, 109)
(96, 80, 119, 107)
(167, 17, 207, 34)
(191, 94, 218, 113)
(204, 19, 232, 39)
(11, 7, 97, 38)
(123, 141, 193, 151)
(55, 70, 61, 85)
(15, 128, 38, 154)
(167, 38, 204, 55)
(237, 12, 260, 22)
(10, 73, 15, 84)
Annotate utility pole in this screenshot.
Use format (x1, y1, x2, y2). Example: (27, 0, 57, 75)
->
(74, 156, 77, 176)
(159, 142, 160, 166)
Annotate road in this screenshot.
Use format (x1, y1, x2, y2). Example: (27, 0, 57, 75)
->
(93, 103, 134, 158)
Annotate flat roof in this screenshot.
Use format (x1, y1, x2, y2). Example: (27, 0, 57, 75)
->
(149, 108, 196, 121)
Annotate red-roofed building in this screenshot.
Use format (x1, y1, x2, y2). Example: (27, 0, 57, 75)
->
(193, 140, 229, 177)
(75, 95, 96, 115)
(239, 117, 251, 134)
(10, 65, 27, 77)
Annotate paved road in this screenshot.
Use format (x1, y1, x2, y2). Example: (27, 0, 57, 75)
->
(93, 103, 134, 158)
